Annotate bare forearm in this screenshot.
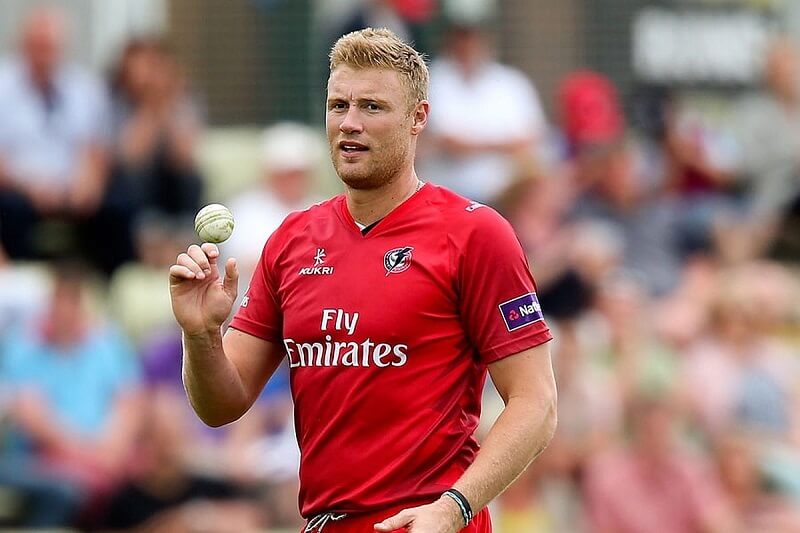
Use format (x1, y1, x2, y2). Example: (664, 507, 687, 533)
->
(452, 394, 557, 514)
(182, 329, 250, 427)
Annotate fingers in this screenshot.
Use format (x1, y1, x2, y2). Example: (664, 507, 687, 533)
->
(186, 244, 212, 278)
(222, 258, 238, 299)
(201, 242, 219, 259)
(374, 509, 412, 532)
(176, 252, 205, 280)
(169, 264, 197, 280)
(201, 242, 221, 278)
(173, 243, 220, 281)
(170, 242, 232, 285)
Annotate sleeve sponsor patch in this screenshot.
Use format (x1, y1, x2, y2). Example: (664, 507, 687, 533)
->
(499, 292, 543, 332)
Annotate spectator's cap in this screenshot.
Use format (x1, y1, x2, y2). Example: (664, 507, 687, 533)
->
(260, 122, 325, 174)
(442, 0, 497, 28)
(559, 70, 624, 151)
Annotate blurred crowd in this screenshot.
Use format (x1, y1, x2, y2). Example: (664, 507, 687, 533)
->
(1, 3, 800, 532)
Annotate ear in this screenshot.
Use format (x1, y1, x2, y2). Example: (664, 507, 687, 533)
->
(410, 100, 429, 136)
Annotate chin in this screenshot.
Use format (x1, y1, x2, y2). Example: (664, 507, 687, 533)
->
(335, 163, 378, 190)
(339, 173, 385, 190)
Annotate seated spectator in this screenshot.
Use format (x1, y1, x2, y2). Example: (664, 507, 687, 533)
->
(716, 433, 800, 532)
(730, 37, 800, 260)
(570, 140, 682, 295)
(0, 261, 142, 527)
(0, 7, 133, 275)
(100, 388, 263, 532)
(584, 393, 736, 533)
(420, 21, 546, 204)
(225, 122, 325, 299)
(632, 86, 738, 255)
(493, 176, 575, 283)
(584, 274, 679, 408)
(137, 328, 301, 529)
(109, 37, 203, 243)
(680, 267, 800, 440)
(736, 38, 800, 224)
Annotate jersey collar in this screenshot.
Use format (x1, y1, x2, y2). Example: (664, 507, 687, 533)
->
(337, 182, 430, 238)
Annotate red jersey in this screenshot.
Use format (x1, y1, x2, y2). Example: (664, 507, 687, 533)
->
(229, 183, 551, 518)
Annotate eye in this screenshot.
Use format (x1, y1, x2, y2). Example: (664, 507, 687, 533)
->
(365, 102, 381, 111)
(329, 101, 347, 111)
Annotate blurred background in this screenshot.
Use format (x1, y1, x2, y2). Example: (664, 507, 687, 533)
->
(1, 0, 800, 531)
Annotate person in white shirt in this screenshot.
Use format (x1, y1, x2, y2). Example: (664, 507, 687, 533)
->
(0, 7, 133, 274)
(225, 122, 325, 297)
(420, 22, 547, 204)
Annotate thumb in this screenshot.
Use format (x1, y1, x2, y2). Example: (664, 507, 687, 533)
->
(374, 509, 412, 532)
(222, 258, 238, 299)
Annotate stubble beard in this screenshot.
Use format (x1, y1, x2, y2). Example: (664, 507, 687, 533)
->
(332, 139, 410, 191)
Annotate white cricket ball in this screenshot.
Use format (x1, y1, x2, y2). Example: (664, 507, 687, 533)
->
(195, 203, 235, 243)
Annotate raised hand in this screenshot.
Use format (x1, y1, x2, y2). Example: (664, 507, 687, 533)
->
(169, 243, 238, 336)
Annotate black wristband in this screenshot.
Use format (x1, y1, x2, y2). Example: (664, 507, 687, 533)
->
(442, 488, 473, 526)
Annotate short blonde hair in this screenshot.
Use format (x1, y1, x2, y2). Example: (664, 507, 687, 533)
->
(329, 27, 429, 106)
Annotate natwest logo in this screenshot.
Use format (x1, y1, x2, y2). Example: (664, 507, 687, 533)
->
(499, 292, 544, 332)
(518, 302, 541, 317)
(299, 247, 334, 276)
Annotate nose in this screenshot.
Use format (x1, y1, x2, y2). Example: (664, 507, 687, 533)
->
(339, 106, 363, 134)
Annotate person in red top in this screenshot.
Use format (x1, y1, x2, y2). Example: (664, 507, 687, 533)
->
(169, 28, 557, 533)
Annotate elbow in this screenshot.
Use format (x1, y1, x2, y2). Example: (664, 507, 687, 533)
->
(204, 419, 234, 429)
(197, 407, 246, 428)
(188, 395, 250, 428)
(201, 415, 234, 428)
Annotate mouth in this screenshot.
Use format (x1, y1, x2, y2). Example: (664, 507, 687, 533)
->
(338, 140, 369, 154)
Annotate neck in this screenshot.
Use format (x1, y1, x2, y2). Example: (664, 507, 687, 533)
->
(345, 167, 420, 226)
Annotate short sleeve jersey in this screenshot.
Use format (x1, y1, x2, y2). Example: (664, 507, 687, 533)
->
(230, 183, 552, 517)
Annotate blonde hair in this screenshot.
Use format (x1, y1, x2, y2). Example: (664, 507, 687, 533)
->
(329, 27, 429, 107)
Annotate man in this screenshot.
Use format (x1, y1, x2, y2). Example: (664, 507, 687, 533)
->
(420, 22, 547, 204)
(0, 7, 132, 274)
(584, 394, 736, 533)
(1, 262, 142, 527)
(170, 28, 556, 533)
(736, 37, 800, 258)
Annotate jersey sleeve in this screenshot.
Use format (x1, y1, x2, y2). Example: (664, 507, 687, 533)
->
(229, 232, 283, 342)
(454, 208, 552, 364)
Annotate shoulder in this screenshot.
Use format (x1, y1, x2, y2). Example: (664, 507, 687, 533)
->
(426, 184, 517, 246)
